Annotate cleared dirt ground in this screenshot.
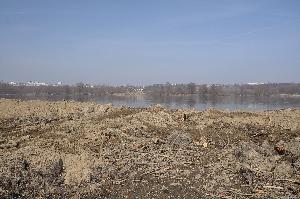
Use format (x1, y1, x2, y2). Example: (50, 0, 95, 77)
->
(0, 99, 300, 198)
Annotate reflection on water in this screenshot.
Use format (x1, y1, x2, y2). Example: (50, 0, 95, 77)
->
(1, 94, 300, 111)
(143, 95, 300, 110)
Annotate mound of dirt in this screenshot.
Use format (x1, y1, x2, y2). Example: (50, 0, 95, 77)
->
(0, 99, 300, 198)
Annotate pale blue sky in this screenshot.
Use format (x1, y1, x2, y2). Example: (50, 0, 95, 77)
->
(0, 0, 299, 85)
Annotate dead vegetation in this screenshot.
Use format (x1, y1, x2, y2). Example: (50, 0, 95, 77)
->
(0, 99, 300, 198)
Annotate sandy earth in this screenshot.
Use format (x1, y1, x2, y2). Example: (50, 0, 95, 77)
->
(0, 99, 300, 199)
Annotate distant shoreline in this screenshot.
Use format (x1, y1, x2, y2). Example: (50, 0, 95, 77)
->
(1, 92, 300, 98)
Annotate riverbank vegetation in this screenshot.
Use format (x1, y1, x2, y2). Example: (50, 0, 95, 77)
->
(0, 82, 299, 97)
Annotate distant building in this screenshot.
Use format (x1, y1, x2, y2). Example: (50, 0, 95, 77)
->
(9, 81, 17, 86)
(247, 82, 265, 85)
(26, 81, 48, 86)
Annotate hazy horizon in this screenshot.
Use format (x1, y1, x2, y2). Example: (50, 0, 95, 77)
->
(1, 1, 300, 85)
(1, 80, 300, 87)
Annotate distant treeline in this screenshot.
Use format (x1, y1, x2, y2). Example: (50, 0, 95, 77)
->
(0, 82, 140, 96)
(0, 82, 299, 97)
(144, 83, 300, 96)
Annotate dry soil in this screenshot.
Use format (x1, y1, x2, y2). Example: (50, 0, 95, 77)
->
(0, 99, 300, 198)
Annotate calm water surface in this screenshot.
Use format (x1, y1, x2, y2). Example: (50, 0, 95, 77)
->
(1, 94, 300, 111)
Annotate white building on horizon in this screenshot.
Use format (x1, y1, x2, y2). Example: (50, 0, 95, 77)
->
(247, 82, 265, 85)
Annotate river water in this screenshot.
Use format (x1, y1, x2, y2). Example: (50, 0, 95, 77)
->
(1, 94, 300, 111)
